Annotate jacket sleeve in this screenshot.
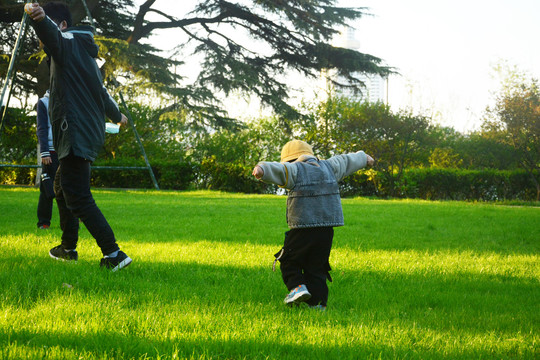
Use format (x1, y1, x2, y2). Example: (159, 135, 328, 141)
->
(36, 100, 50, 157)
(101, 85, 122, 123)
(257, 161, 298, 189)
(326, 151, 368, 181)
(30, 16, 67, 64)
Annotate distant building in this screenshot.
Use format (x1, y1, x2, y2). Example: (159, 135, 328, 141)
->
(323, 27, 388, 104)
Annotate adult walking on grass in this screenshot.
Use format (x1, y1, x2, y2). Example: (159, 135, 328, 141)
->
(253, 140, 374, 309)
(25, 2, 132, 271)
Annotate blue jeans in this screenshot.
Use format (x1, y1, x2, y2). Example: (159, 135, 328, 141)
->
(54, 154, 120, 255)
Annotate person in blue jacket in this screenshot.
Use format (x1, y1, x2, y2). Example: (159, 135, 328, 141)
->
(36, 90, 58, 229)
(26, 2, 131, 271)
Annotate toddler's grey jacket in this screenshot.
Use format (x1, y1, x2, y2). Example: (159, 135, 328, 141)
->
(257, 151, 368, 228)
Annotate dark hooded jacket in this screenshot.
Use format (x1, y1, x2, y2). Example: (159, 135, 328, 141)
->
(30, 16, 122, 161)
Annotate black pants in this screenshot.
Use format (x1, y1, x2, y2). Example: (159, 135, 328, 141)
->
(54, 154, 119, 256)
(276, 227, 333, 306)
(37, 152, 59, 227)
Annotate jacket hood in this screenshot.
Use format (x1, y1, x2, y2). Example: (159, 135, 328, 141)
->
(295, 154, 318, 163)
(65, 25, 99, 58)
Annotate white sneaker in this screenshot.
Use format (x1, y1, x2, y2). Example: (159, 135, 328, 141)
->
(284, 284, 311, 305)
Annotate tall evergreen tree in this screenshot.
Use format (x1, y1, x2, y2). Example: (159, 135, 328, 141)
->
(1, 0, 391, 130)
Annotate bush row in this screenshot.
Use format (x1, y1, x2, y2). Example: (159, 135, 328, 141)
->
(90, 158, 275, 193)
(90, 159, 195, 190)
(341, 168, 539, 201)
(398, 168, 538, 201)
(1, 161, 538, 201)
(0, 165, 37, 186)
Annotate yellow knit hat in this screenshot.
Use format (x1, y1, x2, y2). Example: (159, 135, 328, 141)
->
(280, 140, 314, 163)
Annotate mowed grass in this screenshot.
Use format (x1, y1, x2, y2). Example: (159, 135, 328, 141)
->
(0, 187, 538, 360)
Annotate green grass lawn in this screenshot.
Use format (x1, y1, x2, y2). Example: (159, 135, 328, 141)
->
(0, 187, 538, 359)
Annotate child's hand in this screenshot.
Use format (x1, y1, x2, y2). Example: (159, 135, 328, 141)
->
(252, 165, 264, 179)
(25, 3, 45, 22)
(41, 156, 52, 165)
(366, 155, 375, 167)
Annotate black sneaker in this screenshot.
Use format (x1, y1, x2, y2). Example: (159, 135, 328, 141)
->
(49, 244, 78, 261)
(100, 251, 132, 272)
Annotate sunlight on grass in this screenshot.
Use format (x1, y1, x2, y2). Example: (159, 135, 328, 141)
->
(0, 188, 538, 359)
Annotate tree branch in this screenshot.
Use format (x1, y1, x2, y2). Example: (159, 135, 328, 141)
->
(127, 0, 157, 44)
(0, 4, 23, 23)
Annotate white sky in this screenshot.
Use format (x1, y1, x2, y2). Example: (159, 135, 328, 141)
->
(346, 0, 540, 132)
(140, 0, 540, 133)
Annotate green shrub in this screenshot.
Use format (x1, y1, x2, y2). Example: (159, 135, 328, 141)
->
(2, 156, 538, 202)
(339, 170, 378, 198)
(196, 156, 275, 194)
(338, 168, 538, 201)
(0, 165, 37, 186)
(396, 168, 538, 201)
(155, 161, 196, 190)
(0, 108, 37, 164)
(91, 158, 194, 190)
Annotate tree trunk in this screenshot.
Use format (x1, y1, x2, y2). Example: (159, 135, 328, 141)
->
(0, 4, 23, 23)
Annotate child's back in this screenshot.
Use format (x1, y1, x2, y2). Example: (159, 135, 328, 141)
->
(253, 140, 374, 308)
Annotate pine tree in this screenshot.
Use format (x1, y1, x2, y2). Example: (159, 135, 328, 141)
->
(1, 0, 391, 130)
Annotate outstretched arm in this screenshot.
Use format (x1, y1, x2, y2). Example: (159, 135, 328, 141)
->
(25, 3, 45, 21)
(253, 162, 297, 189)
(26, 4, 66, 62)
(327, 151, 374, 181)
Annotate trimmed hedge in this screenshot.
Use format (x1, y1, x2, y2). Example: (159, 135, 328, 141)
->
(0, 159, 196, 190)
(342, 168, 539, 201)
(0, 164, 37, 186)
(339, 169, 378, 198)
(196, 156, 275, 194)
(2, 160, 538, 201)
(90, 159, 195, 190)
(397, 168, 539, 201)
